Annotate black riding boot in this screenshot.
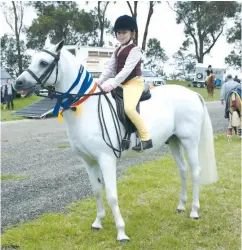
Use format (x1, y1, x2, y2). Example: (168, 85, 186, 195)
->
(132, 139, 153, 151)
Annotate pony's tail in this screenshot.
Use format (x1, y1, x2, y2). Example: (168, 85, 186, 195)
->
(197, 94, 218, 184)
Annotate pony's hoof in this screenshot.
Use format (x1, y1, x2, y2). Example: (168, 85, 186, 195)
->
(177, 209, 185, 213)
(190, 211, 200, 219)
(117, 239, 130, 243)
(91, 226, 102, 230)
(190, 215, 200, 220)
(190, 214, 200, 220)
(117, 234, 130, 242)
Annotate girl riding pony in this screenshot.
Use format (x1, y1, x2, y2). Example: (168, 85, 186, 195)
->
(98, 15, 153, 151)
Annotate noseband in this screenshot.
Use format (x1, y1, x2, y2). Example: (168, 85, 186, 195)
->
(26, 49, 60, 89)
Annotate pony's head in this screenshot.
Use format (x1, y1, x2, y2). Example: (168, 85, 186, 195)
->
(14, 40, 65, 97)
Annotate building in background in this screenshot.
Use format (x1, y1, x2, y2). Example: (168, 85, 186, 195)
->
(64, 45, 114, 80)
(1, 68, 13, 86)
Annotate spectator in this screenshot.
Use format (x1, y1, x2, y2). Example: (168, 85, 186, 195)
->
(234, 75, 241, 83)
(5, 79, 14, 110)
(1, 84, 7, 110)
(221, 74, 241, 119)
(221, 74, 241, 105)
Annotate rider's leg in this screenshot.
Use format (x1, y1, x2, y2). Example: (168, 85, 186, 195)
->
(122, 77, 152, 151)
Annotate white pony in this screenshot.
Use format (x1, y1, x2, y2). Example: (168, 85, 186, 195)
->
(14, 41, 218, 242)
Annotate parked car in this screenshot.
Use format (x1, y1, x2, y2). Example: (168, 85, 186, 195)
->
(191, 81, 205, 88)
(142, 70, 166, 87)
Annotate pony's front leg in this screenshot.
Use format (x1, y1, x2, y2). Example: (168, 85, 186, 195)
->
(85, 164, 105, 229)
(99, 155, 130, 242)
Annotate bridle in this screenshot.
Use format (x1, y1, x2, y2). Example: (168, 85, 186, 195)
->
(26, 49, 60, 90)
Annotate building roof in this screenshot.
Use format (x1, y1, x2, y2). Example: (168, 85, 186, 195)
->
(0, 68, 12, 79)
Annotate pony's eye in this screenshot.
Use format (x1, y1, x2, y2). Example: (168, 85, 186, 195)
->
(40, 61, 48, 67)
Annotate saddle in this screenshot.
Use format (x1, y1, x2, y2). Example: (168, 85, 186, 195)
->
(111, 83, 151, 150)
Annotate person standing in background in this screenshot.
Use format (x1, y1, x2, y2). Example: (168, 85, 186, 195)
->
(234, 75, 241, 83)
(1, 83, 7, 109)
(6, 79, 14, 110)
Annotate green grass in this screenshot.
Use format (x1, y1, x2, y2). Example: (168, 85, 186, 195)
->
(57, 145, 70, 149)
(1, 175, 29, 181)
(1, 134, 240, 250)
(166, 80, 221, 101)
(1, 96, 43, 121)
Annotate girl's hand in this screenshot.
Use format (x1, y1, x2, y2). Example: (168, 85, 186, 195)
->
(101, 82, 114, 92)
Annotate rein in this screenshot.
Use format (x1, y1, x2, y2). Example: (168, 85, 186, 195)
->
(30, 49, 123, 158)
(38, 86, 123, 158)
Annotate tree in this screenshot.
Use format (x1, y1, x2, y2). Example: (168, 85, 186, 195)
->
(126, 1, 158, 50)
(225, 11, 241, 69)
(1, 34, 30, 78)
(96, 1, 111, 47)
(1, 1, 26, 75)
(142, 2, 160, 51)
(144, 38, 168, 72)
(172, 49, 196, 79)
(26, 1, 99, 49)
(126, 1, 138, 44)
(169, 72, 182, 80)
(169, 1, 239, 63)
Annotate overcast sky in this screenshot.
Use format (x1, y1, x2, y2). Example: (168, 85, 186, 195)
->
(0, 1, 240, 76)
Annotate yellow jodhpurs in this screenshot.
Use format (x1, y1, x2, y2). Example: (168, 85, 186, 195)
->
(122, 77, 151, 141)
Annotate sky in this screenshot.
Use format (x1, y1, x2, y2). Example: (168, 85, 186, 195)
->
(0, 1, 240, 77)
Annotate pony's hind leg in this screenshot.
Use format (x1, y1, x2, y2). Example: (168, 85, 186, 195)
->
(169, 136, 188, 212)
(85, 163, 106, 229)
(182, 140, 200, 219)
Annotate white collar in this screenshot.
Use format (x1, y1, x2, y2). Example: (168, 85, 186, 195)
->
(120, 40, 133, 48)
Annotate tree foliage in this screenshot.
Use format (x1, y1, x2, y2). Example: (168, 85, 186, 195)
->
(172, 50, 196, 79)
(169, 1, 239, 63)
(144, 38, 168, 72)
(225, 9, 241, 69)
(1, 34, 30, 78)
(26, 1, 100, 49)
(1, 1, 26, 75)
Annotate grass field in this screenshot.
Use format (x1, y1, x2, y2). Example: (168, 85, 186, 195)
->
(166, 80, 221, 102)
(1, 134, 240, 250)
(1, 175, 29, 181)
(1, 96, 43, 121)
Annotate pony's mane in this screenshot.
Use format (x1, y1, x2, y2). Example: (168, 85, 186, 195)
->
(43, 42, 78, 64)
(42, 39, 81, 70)
(207, 73, 215, 84)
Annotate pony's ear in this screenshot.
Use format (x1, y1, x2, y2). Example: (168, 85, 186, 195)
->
(55, 39, 65, 53)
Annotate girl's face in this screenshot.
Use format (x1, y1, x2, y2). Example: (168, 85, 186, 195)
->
(116, 30, 132, 45)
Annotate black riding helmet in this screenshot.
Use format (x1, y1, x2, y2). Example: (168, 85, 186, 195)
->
(114, 15, 138, 33)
